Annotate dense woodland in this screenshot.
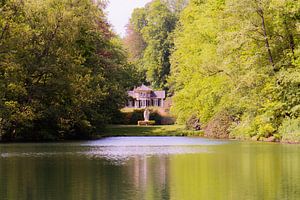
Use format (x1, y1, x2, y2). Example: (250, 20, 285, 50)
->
(0, 0, 139, 140)
(125, 0, 300, 142)
(0, 0, 299, 142)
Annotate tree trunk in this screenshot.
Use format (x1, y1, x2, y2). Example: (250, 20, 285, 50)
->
(257, 8, 275, 69)
(284, 19, 295, 57)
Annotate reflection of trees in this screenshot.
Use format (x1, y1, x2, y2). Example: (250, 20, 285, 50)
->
(0, 151, 171, 200)
(1, 143, 300, 200)
(0, 154, 135, 200)
(168, 143, 300, 200)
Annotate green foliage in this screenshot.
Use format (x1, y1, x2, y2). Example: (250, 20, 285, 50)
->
(0, 0, 137, 141)
(169, 0, 300, 142)
(124, 0, 185, 89)
(279, 118, 300, 143)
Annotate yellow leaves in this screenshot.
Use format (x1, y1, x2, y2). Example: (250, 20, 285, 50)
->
(18, 106, 35, 121)
(258, 123, 276, 137)
(171, 74, 230, 124)
(169, 0, 299, 141)
(7, 83, 27, 96)
(4, 101, 35, 121)
(4, 101, 18, 110)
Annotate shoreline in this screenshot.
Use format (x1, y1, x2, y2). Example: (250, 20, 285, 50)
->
(0, 125, 299, 144)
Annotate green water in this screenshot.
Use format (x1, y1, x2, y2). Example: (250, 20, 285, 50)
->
(0, 137, 300, 200)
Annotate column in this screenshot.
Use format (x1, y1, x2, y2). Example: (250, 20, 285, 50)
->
(135, 100, 138, 108)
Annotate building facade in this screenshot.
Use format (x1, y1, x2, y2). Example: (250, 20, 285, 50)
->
(126, 84, 165, 108)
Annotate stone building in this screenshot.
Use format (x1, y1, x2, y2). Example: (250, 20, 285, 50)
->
(126, 84, 165, 108)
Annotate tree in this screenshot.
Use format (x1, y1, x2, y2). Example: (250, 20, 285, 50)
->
(124, 0, 179, 89)
(163, 0, 189, 15)
(0, 0, 137, 141)
(169, 0, 300, 140)
(123, 24, 146, 62)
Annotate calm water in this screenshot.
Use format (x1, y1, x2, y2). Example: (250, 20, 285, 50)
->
(1, 137, 300, 200)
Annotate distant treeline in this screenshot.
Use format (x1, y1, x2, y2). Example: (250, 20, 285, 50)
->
(0, 0, 139, 141)
(124, 0, 300, 142)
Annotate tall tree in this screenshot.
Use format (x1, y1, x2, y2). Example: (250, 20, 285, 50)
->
(169, 0, 300, 140)
(123, 24, 146, 62)
(124, 0, 182, 89)
(0, 0, 137, 140)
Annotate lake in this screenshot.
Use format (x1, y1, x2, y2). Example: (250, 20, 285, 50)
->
(1, 137, 300, 200)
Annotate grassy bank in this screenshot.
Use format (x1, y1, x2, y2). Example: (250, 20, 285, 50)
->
(101, 125, 203, 137)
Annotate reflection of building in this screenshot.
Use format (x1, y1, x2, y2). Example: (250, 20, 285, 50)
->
(131, 156, 169, 198)
(126, 84, 165, 108)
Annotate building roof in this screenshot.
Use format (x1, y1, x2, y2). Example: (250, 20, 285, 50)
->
(134, 84, 152, 91)
(128, 84, 166, 99)
(127, 91, 135, 98)
(152, 91, 165, 99)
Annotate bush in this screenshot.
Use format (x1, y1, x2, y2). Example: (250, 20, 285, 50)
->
(279, 118, 300, 143)
(258, 123, 276, 138)
(150, 111, 162, 124)
(229, 120, 254, 140)
(185, 115, 201, 130)
(114, 109, 163, 125)
(204, 111, 234, 139)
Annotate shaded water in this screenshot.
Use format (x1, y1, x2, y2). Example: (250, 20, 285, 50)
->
(0, 137, 300, 200)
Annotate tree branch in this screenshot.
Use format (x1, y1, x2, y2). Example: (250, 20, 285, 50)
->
(256, 7, 275, 69)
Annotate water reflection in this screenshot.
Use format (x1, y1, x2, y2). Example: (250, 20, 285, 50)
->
(0, 138, 300, 200)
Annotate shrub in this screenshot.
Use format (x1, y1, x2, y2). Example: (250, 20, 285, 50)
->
(204, 111, 234, 139)
(114, 109, 163, 125)
(185, 114, 201, 130)
(279, 118, 300, 143)
(229, 119, 254, 140)
(258, 123, 276, 138)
